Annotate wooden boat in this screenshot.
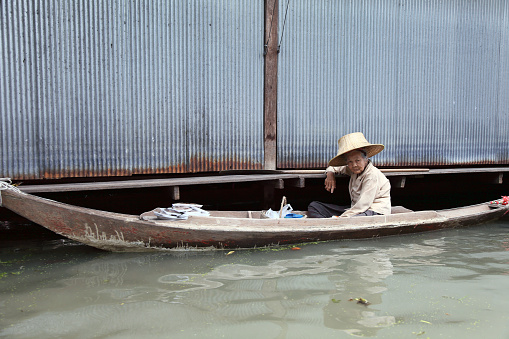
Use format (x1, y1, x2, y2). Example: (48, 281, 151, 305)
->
(1, 187, 508, 252)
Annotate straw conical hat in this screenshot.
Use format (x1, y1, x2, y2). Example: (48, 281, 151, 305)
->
(328, 132, 384, 166)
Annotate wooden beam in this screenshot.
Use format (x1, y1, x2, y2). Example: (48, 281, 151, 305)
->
(497, 173, 503, 184)
(16, 167, 509, 193)
(18, 174, 302, 193)
(492, 173, 503, 184)
(287, 177, 305, 188)
(169, 186, 180, 200)
(280, 169, 430, 174)
(390, 176, 406, 189)
(263, 0, 278, 170)
(428, 168, 509, 174)
(275, 179, 284, 189)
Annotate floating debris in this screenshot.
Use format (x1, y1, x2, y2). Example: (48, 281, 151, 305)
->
(349, 297, 371, 306)
(331, 299, 341, 303)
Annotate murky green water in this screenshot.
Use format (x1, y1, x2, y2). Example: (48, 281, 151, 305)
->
(1, 220, 509, 338)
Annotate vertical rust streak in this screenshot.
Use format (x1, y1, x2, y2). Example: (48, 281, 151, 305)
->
(264, 0, 278, 170)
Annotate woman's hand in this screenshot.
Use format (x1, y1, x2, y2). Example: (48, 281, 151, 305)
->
(325, 172, 336, 193)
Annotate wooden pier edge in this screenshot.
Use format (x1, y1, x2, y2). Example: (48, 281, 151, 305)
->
(14, 167, 509, 193)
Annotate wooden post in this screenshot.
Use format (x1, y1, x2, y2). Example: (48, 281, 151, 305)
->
(287, 177, 305, 188)
(274, 179, 284, 189)
(391, 177, 406, 189)
(263, 0, 278, 170)
(493, 173, 503, 184)
(169, 186, 180, 201)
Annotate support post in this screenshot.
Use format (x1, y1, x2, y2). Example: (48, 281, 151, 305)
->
(169, 186, 180, 201)
(263, 0, 278, 170)
(274, 179, 284, 189)
(493, 173, 503, 184)
(391, 176, 406, 189)
(287, 177, 305, 188)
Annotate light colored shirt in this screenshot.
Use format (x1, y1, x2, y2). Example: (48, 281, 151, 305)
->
(325, 161, 391, 217)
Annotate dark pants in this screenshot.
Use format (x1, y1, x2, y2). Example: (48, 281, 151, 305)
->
(307, 201, 381, 218)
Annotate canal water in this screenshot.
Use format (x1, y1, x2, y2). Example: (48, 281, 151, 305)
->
(1, 219, 509, 339)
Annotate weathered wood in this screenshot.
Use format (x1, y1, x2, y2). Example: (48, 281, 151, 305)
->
(274, 179, 284, 189)
(476, 173, 505, 185)
(390, 176, 406, 189)
(169, 186, 180, 200)
(428, 167, 509, 174)
(493, 173, 503, 184)
(15, 167, 509, 193)
(18, 174, 302, 193)
(287, 177, 305, 188)
(381, 169, 429, 172)
(280, 169, 430, 174)
(1, 189, 508, 252)
(281, 168, 509, 175)
(263, 0, 278, 170)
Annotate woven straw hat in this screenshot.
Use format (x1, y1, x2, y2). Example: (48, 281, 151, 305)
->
(328, 132, 384, 166)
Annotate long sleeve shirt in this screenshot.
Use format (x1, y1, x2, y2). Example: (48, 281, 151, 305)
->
(325, 161, 391, 217)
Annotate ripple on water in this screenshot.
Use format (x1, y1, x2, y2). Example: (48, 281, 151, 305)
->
(1, 221, 509, 338)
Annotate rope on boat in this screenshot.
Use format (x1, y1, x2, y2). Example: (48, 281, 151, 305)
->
(0, 178, 25, 207)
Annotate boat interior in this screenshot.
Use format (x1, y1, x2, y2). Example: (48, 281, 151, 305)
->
(140, 206, 414, 220)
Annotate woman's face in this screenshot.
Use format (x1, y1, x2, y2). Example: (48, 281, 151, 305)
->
(345, 150, 368, 174)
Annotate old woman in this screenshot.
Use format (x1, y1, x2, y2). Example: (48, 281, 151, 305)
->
(308, 132, 391, 218)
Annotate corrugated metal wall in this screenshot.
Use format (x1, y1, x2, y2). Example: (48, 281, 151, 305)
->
(3, 1, 509, 180)
(0, 0, 264, 180)
(277, 0, 509, 168)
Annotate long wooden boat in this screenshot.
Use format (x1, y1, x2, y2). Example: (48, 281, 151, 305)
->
(1, 187, 508, 252)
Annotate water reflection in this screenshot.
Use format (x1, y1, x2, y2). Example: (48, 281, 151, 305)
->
(1, 222, 509, 338)
(56, 242, 446, 335)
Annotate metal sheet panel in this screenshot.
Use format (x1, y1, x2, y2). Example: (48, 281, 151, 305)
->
(277, 0, 509, 168)
(0, 0, 41, 179)
(0, 0, 264, 180)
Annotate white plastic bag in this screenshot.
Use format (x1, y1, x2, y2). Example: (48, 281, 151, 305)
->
(279, 204, 293, 218)
(263, 202, 293, 219)
(264, 208, 280, 219)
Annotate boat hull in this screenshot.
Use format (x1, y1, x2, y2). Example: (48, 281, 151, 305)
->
(1, 189, 508, 252)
